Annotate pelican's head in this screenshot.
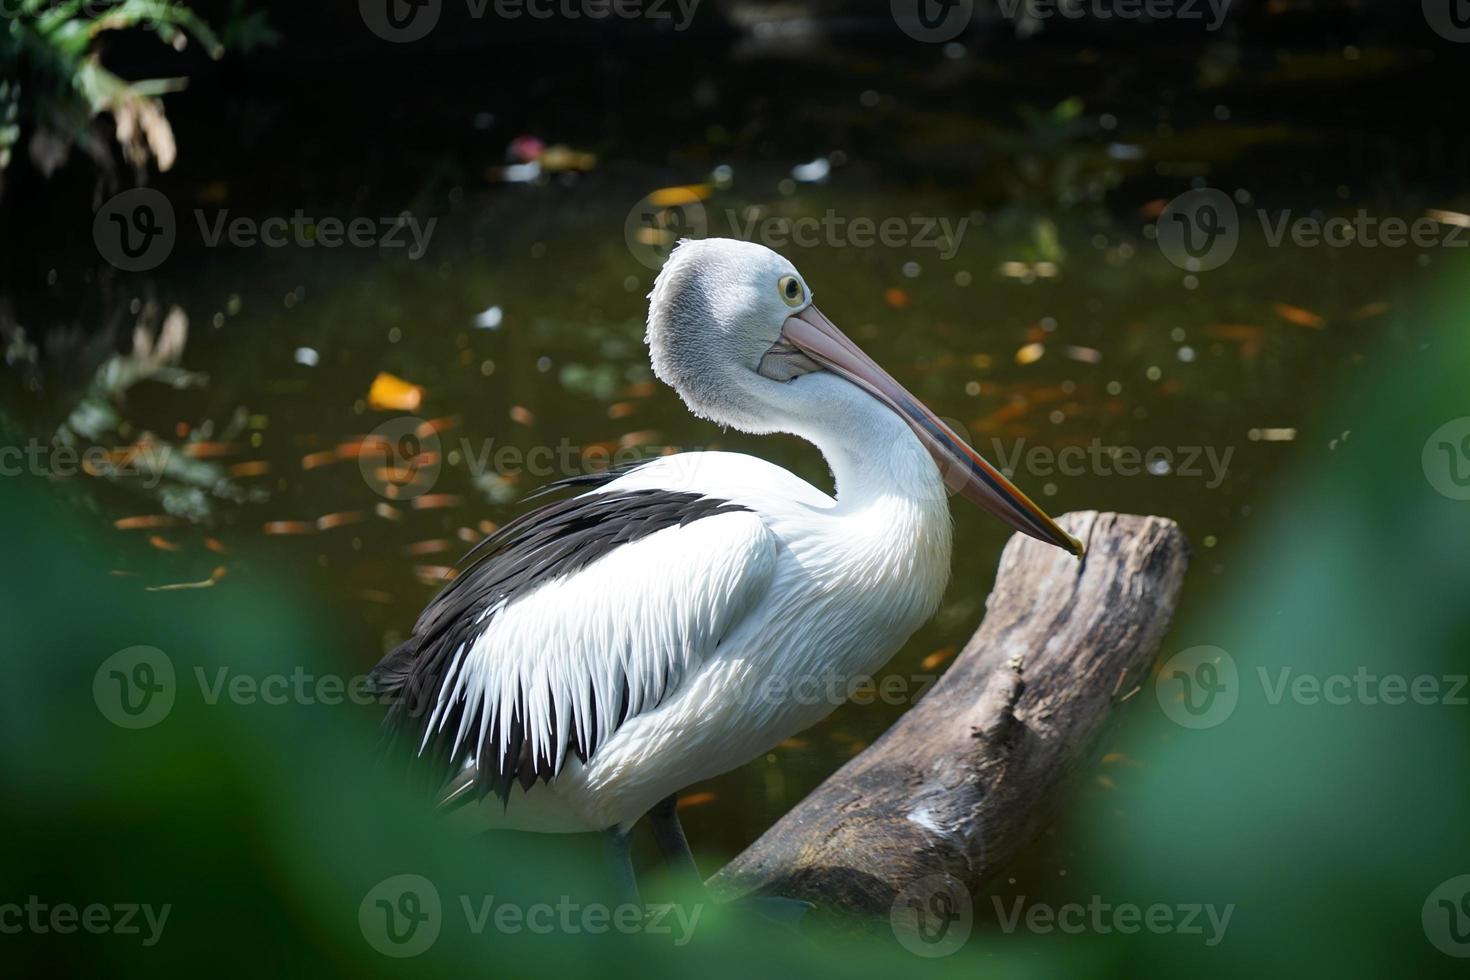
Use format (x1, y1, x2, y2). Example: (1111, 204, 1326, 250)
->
(646, 238, 1082, 556)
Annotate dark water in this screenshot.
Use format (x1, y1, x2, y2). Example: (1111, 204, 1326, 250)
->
(2, 9, 1464, 863)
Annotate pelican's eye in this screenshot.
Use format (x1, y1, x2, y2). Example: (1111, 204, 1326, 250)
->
(777, 275, 805, 308)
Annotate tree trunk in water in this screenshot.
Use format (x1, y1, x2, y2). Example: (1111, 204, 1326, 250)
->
(710, 511, 1190, 919)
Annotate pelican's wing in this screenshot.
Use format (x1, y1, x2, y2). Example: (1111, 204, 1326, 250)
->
(369, 468, 777, 806)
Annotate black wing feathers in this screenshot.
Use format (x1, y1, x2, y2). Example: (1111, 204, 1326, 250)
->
(368, 464, 748, 806)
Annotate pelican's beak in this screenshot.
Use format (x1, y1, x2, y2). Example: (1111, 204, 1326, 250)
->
(780, 305, 1084, 557)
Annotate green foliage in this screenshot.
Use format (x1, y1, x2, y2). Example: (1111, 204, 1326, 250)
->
(0, 0, 228, 195)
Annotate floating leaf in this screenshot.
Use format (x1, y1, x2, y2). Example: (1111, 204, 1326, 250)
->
(411, 494, 464, 511)
(114, 515, 179, 530)
(1015, 342, 1046, 365)
(676, 792, 717, 810)
(262, 521, 316, 535)
(367, 372, 425, 412)
(1272, 302, 1325, 329)
(316, 511, 366, 531)
(146, 567, 228, 592)
(402, 539, 452, 557)
(921, 646, 956, 671)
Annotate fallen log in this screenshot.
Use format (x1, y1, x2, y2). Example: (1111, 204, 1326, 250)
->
(709, 511, 1190, 919)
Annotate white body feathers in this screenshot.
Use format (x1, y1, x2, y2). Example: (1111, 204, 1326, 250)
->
(450, 402, 953, 833)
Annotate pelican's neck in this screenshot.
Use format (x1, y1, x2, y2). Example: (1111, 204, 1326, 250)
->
(779, 374, 949, 513)
(774, 374, 955, 656)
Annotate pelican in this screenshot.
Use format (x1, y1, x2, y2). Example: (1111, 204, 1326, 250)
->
(369, 238, 1082, 905)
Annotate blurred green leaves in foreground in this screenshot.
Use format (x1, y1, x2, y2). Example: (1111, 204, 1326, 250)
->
(2, 272, 1469, 977)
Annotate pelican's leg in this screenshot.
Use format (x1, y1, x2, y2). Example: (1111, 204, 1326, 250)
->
(602, 826, 641, 907)
(647, 794, 702, 887)
(648, 793, 813, 931)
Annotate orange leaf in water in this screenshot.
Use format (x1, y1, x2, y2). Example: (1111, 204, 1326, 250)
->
(411, 494, 464, 510)
(301, 449, 342, 469)
(509, 405, 536, 426)
(147, 535, 182, 552)
(676, 792, 717, 810)
(1271, 302, 1325, 329)
(402, 539, 453, 556)
(228, 460, 271, 477)
(263, 521, 316, 535)
(647, 184, 711, 207)
(921, 646, 956, 671)
(317, 511, 366, 531)
(368, 372, 425, 411)
(417, 416, 460, 437)
(1015, 342, 1045, 365)
(184, 442, 239, 459)
(883, 287, 910, 310)
(114, 515, 178, 530)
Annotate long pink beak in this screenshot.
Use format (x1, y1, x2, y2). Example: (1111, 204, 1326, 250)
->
(781, 305, 1084, 557)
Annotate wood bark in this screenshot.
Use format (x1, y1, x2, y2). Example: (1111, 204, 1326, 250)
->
(709, 511, 1190, 917)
